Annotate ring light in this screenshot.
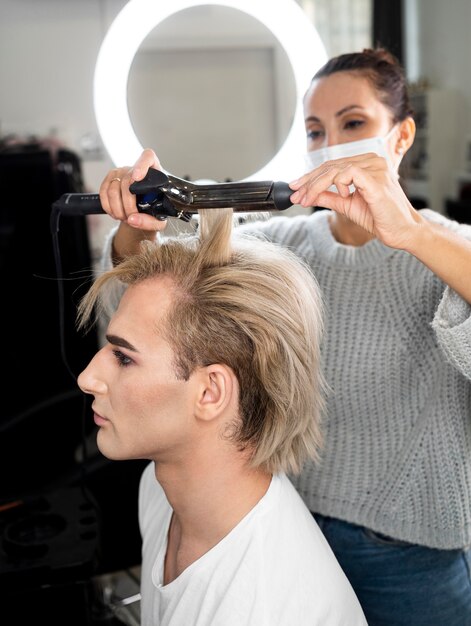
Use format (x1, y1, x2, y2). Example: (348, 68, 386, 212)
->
(94, 0, 327, 181)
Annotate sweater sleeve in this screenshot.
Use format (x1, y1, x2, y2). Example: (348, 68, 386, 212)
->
(432, 288, 471, 380)
(422, 210, 471, 380)
(100, 223, 118, 273)
(97, 224, 126, 319)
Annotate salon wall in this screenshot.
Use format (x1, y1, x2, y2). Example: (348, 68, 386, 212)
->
(0, 0, 470, 197)
(1, 0, 128, 192)
(405, 0, 471, 199)
(0, 0, 308, 191)
(410, 0, 471, 129)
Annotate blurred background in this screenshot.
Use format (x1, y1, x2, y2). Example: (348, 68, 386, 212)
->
(0, 0, 470, 623)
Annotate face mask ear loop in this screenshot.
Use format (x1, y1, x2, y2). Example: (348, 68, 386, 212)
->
(387, 122, 406, 160)
(385, 122, 399, 141)
(382, 123, 402, 176)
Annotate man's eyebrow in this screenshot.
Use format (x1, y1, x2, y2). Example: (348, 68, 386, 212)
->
(106, 334, 139, 352)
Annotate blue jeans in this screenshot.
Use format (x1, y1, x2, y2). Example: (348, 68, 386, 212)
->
(313, 513, 471, 626)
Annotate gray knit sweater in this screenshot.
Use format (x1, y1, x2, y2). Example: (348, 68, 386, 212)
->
(102, 209, 471, 549)
(238, 208, 471, 550)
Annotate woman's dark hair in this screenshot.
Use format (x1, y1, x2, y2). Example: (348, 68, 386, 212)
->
(310, 48, 414, 122)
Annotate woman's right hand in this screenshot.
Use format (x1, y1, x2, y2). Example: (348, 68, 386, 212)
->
(100, 148, 167, 262)
(100, 148, 166, 229)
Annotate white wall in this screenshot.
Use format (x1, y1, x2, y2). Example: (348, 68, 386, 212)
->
(405, 0, 471, 190)
(0, 0, 301, 192)
(415, 0, 471, 130)
(0, 0, 124, 190)
(1, 0, 470, 193)
(0, 0, 372, 191)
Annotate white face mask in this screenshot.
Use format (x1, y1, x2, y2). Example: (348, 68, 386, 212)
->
(304, 124, 399, 176)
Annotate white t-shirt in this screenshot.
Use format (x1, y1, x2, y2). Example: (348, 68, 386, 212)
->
(138, 463, 367, 626)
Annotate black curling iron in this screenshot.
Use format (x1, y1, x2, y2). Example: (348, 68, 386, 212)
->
(51, 167, 293, 226)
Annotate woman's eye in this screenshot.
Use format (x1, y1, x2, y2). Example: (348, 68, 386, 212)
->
(344, 119, 365, 131)
(306, 129, 324, 141)
(112, 349, 133, 367)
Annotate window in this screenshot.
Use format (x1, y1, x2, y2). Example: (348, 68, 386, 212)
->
(299, 0, 372, 56)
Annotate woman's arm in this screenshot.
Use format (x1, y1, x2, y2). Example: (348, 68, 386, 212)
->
(99, 148, 167, 263)
(290, 153, 471, 304)
(402, 215, 471, 304)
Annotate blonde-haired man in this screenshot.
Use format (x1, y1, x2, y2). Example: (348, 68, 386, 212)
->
(77, 209, 367, 625)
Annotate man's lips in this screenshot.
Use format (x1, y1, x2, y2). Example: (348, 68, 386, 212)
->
(92, 408, 109, 426)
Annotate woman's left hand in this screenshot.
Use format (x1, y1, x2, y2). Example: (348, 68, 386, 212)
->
(289, 152, 422, 250)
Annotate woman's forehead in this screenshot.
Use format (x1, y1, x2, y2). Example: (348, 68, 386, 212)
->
(306, 72, 375, 101)
(304, 72, 387, 118)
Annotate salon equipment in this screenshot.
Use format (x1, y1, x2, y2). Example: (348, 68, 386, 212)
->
(51, 167, 293, 224)
(0, 486, 100, 625)
(1, 145, 99, 497)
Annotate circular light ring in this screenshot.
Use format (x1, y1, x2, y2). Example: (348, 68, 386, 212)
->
(94, 0, 327, 181)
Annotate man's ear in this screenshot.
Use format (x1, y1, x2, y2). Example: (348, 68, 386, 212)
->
(194, 364, 237, 422)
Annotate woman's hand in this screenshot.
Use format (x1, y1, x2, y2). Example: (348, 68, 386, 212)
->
(100, 148, 167, 231)
(289, 153, 422, 251)
(100, 148, 168, 262)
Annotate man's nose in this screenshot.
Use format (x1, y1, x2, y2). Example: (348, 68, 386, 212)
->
(77, 357, 108, 396)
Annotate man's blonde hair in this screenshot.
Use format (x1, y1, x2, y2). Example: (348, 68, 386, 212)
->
(78, 209, 326, 475)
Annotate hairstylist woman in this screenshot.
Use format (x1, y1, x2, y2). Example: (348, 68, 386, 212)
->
(97, 49, 471, 625)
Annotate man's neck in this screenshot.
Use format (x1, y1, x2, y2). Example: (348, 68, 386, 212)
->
(156, 457, 272, 585)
